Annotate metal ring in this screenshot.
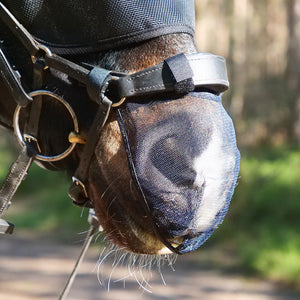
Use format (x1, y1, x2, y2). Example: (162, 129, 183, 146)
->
(31, 44, 52, 69)
(103, 76, 127, 107)
(112, 97, 126, 107)
(13, 90, 79, 162)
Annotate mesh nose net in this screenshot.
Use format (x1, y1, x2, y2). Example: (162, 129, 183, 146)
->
(116, 92, 240, 254)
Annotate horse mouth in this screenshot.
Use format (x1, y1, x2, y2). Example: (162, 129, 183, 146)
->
(88, 172, 173, 255)
(88, 172, 204, 255)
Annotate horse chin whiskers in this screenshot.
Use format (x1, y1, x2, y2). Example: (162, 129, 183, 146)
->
(98, 203, 173, 255)
(95, 240, 178, 292)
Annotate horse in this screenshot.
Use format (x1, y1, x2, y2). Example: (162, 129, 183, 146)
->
(0, 0, 240, 259)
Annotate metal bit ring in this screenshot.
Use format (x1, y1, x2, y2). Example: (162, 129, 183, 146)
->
(13, 90, 79, 162)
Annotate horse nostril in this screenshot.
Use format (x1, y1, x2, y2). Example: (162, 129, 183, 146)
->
(150, 136, 197, 187)
(176, 168, 197, 187)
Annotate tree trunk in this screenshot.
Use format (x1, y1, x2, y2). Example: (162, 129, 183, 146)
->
(229, 0, 248, 122)
(286, 0, 300, 141)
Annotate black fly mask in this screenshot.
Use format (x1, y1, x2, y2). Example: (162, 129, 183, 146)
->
(4, 0, 195, 54)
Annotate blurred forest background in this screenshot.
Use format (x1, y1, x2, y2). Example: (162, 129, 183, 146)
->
(195, 0, 300, 288)
(196, 0, 300, 147)
(1, 0, 300, 292)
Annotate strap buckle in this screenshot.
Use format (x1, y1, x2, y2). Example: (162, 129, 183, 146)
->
(31, 44, 52, 70)
(86, 67, 127, 107)
(71, 177, 88, 199)
(23, 134, 42, 153)
(69, 177, 92, 208)
(103, 76, 126, 107)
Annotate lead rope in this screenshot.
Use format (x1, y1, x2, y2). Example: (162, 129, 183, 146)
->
(59, 209, 101, 300)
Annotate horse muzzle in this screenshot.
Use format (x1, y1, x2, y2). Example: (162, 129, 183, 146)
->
(113, 91, 240, 254)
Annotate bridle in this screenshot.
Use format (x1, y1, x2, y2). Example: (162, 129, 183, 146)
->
(0, 2, 229, 297)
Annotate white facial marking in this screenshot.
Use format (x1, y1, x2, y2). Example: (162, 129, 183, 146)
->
(193, 129, 235, 232)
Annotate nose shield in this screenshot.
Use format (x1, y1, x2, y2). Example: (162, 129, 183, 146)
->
(116, 92, 240, 254)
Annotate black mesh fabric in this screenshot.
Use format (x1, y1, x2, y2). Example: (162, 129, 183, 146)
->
(2, 0, 195, 54)
(117, 92, 240, 254)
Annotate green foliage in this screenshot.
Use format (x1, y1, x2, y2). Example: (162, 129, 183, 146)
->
(0, 137, 88, 238)
(9, 163, 89, 238)
(223, 147, 300, 286)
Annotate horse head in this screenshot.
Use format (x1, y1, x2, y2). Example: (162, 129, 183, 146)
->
(0, 1, 240, 256)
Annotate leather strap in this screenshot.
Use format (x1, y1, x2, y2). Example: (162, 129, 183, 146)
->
(24, 61, 46, 155)
(69, 70, 113, 207)
(0, 48, 32, 106)
(0, 147, 33, 218)
(0, 2, 39, 56)
(45, 54, 90, 87)
(189, 53, 229, 92)
(69, 99, 112, 207)
(112, 52, 229, 100)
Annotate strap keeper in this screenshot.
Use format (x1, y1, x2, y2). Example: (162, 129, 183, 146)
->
(164, 53, 195, 93)
(86, 67, 111, 104)
(24, 134, 42, 154)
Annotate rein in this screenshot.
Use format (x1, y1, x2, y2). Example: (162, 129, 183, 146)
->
(0, 2, 229, 297)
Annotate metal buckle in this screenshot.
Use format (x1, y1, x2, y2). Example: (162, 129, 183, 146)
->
(31, 44, 52, 70)
(100, 75, 126, 108)
(23, 134, 42, 153)
(107, 77, 126, 107)
(13, 90, 80, 162)
(112, 96, 126, 107)
(72, 176, 88, 199)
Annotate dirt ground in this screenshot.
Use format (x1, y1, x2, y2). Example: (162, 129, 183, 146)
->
(1, 233, 300, 300)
